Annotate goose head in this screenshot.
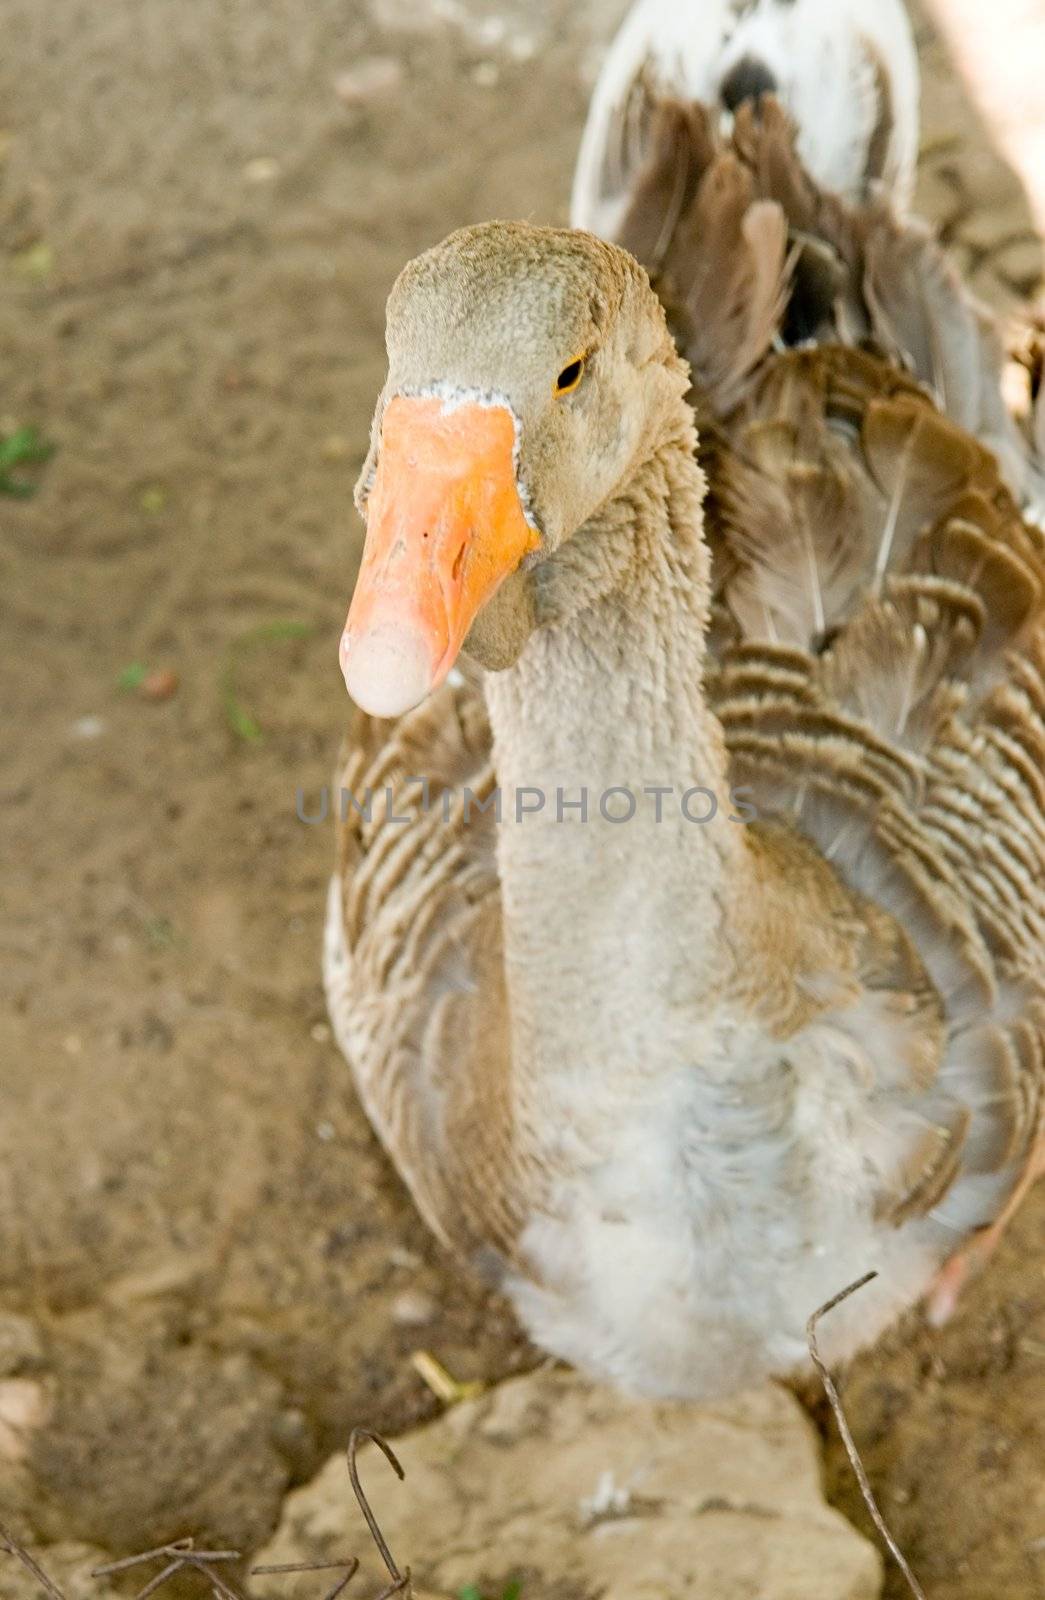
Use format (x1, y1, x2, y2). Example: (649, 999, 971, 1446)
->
(341, 222, 688, 717)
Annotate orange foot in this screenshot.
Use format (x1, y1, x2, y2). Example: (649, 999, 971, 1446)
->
(927, 1140, 1045, 1327)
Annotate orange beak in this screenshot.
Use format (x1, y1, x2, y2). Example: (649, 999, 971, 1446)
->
(340, 395, 540, 717)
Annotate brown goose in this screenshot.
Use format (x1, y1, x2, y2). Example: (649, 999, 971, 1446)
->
(325, 116, 1045, 1398)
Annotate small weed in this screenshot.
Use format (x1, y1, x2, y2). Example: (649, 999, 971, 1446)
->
(460, 1584, 522, 1600)
(0, 425, 55, 497)
(139, 484, 167, 513)
(144, 916, 177, 951)
(118, 662, 150, 691)
(11, 241, 53, 280)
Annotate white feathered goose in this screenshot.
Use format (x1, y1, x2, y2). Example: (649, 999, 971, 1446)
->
(325, 109, 1045, 1398)
(572, 0, 921, 240)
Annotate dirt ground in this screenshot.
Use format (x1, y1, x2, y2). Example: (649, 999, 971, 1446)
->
(2, 0, 1044, 1593)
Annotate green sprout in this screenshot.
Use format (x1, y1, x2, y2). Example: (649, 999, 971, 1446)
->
(0, 426, 55, 497)
(459, 1584, 521, 1600)
(117, 662, 149, 692)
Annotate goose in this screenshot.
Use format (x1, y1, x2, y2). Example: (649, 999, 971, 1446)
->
(325, 112, 1045, 1399)
(572, 0, 921, 242)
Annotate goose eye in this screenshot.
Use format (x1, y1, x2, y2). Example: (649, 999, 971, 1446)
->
(554, 356, 586, 396)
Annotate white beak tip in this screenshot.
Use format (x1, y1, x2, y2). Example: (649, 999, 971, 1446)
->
(341, 624, 436, 719)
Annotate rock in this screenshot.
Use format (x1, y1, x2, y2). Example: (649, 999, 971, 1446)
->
(0, 1379, 50, 1464)
(953, 195, 1038, 256)
(68, 716, 106, 740)
(0, 1313, 45, 1377)
(254, 1371, 883, 1600)
(994, 235, 1045, 296)
(139, 669, 180, 703)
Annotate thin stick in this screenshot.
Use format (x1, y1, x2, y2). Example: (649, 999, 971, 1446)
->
(251, 1559, 359, 1577)
(92, 1541, 247, 1600)
(347, 1428, 410, 1592)
(252, 1556, 360, 1600)
(1, 1525, 68, 1600)
(371, 1579, 412, 1600)
(126, 1559, 186, 1600)
(93, 1540, 196, 1575)
(317, 1570, 362, 1600)
(183, 1554, 247, 1600)
(808, 1272, 928, 1600)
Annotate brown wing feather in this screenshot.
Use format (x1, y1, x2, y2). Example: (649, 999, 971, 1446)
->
(709, 347, 1045, 1226)
(610, 70, 1030, 499)
(330, 681, 524, 1268)
(615, 98, 791, 419)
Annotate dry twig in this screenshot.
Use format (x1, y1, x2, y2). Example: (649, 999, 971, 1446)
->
(0, 1428, 411, 1600)
(1, 1522, 68, 1600)
(251, 1557, 360, 1600)
(808, 1272, 928, 1600)
(347, 1429, 411, 1596)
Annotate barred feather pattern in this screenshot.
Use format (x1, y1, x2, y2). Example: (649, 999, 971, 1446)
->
(611, 81, 1029, 494)
(325, 685, 524, 1267)
(707, 347, 1045, 1229)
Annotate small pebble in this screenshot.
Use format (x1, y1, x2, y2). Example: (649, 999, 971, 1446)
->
(334, 55, 404, 105)
(62, 1034, 83, 1056)
(140, 669, 179, 703)
(316, 1120, 337, 1143)
(472, 60, 500, 88)
(320, 434, 352, 462)
(310, 1021, 332, 1043)
(0, 1379, 49, 1463)
(244, 156, 280, 184)
(580, 1469, 632, 1526)
(475, 16, 507, 48)
(389, 1246, 423, 1271)
(70, 715, 106, 740)
(392, 1290, 437, 1327)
